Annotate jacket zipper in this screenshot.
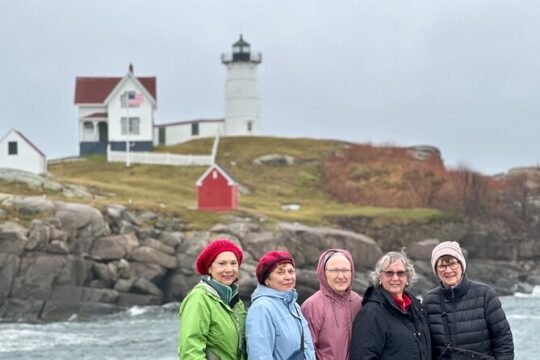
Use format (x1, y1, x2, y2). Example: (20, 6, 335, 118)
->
(450, 289, 457, 346)
(233, 306, 243, 360)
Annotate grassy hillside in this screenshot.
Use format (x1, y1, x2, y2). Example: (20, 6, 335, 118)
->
(9, 136, 445, 229)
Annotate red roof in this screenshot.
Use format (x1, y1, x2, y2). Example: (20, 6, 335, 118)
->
(83, 112, 108, 119)
(74, 77, 156, 104)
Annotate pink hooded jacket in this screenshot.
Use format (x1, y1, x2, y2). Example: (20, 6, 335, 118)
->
(301, 249, 362, 360)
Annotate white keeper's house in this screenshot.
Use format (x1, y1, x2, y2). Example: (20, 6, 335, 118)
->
(74, 35, 262, 155)
(0, 129, 47, 175)
(74, 64, 157, 155)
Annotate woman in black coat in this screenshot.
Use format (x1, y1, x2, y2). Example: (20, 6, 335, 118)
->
(424, 241, 514, 359)
(351, 251, 431, 360)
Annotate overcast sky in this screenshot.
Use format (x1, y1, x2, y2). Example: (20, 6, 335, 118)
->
(1, 0, 539, 175)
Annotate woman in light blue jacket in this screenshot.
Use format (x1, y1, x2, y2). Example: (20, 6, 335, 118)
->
(246, 251, 315, 360)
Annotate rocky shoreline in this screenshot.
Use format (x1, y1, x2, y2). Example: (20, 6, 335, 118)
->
(0, 196, 538, 322)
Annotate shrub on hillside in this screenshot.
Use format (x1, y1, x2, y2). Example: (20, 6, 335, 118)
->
(323, 144, 447, 208)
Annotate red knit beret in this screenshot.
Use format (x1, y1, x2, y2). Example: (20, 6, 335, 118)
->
(256, 251, 295, 284)
(195, 239, 243, 275)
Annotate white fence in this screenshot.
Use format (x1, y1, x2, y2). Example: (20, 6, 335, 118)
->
(107, 135, 219, 167)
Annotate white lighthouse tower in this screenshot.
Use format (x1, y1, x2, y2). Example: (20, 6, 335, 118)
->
(221, 35, 262, 136)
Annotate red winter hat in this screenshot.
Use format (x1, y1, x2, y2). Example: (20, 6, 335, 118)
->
(256, 251, 295, 284)
(195, 239, 243, 275)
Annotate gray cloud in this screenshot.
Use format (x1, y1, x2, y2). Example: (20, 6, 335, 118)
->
(0, 0, 538, 174)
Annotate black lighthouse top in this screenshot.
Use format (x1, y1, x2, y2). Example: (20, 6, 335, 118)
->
(221, 35, 262, 64)
(232, 35, 251, 62)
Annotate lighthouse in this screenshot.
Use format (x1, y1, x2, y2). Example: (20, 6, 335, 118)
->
(221, 35, 262, 136)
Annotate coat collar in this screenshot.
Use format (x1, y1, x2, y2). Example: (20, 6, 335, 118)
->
(363, 284, 416, 314)
(440, 274, 470, 299)
(251, 283, 298, 304)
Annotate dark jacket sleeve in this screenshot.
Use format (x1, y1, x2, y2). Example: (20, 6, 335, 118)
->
(484, 287, 514, 359)
(350, 304, 384, 360)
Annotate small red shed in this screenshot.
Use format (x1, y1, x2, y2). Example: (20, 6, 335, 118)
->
(196, 164, 238, 211)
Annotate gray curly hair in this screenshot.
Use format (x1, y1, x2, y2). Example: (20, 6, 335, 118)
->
(369, 251, 418, 288)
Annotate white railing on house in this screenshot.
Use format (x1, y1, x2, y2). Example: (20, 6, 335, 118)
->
(107, 135, 219, 167)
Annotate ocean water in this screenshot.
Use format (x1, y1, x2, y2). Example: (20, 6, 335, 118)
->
(1, 288, 538, 360)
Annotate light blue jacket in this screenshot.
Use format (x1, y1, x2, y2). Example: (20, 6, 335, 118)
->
(246, 284, 315, 360)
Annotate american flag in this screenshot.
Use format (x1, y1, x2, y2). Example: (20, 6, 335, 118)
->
(127, 92, 144, 106)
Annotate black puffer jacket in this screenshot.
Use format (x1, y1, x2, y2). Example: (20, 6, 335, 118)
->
(424, 275, 514, 359)
(350, 285, 431, 360)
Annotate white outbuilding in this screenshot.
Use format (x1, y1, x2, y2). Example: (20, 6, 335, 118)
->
(0, 129, 47, 175)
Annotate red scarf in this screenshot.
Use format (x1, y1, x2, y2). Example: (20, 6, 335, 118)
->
(392, 292, 411, 311)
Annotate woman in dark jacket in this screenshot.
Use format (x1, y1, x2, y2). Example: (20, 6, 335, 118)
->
(350, 251, 431, 360)
(424, 241, 514, 359)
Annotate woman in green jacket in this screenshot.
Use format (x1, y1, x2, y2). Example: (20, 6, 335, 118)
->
(179, 239, 247, 360)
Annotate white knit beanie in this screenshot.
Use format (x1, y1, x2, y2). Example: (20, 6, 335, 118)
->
(431, 241, 466, 276)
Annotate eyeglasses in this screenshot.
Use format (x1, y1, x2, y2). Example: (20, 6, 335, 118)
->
(326, 268, 352, 274)
(437, 261, 460, 272)
(381, 270, 407, 278)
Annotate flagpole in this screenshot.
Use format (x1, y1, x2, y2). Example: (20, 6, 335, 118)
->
(126, 94, 130, 167)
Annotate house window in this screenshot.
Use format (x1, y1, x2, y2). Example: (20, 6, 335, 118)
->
(83, 121, 94, 134)
(8, 141, 17, 155)
(191, 123, 199, 136)
(247, 121, 253, 132)
(130, 118, 140, 135)
(121, 117, 140, 135)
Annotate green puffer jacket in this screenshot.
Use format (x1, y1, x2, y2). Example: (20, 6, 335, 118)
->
(178, 282, 247, 360)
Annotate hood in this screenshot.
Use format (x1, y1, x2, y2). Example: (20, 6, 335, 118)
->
(251, 283, 298, 304)
(317, 249, 356, 299)
(362, 284, 385, 305)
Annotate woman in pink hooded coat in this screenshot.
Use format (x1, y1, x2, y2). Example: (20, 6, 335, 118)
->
(301, 249, 362, 360)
